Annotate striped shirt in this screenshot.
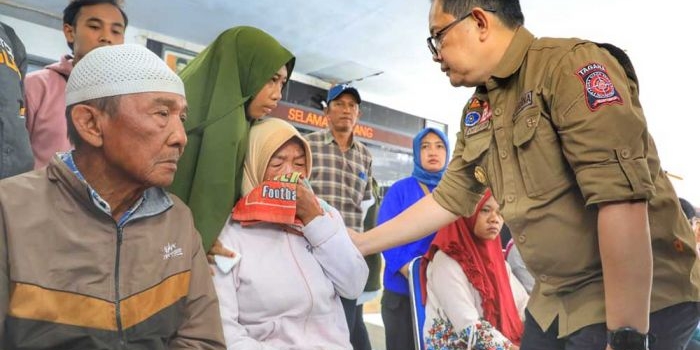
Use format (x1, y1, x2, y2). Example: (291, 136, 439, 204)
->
(305, 129, 373, 232)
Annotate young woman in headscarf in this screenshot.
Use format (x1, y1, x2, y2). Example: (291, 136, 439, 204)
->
(377, 127, 449, 350)
(421, 189, 528, 350)
(212, 118, 368, 349)
(170, 26, 295, 252)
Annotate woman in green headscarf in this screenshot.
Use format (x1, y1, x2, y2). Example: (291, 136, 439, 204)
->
(170, 26, 295, 251)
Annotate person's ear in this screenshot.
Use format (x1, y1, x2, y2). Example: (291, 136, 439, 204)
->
(63, 23, 75, 46)
(357, 109, 363, 119)
(472, 8, 491, 39)
(71, 104, 105, 147)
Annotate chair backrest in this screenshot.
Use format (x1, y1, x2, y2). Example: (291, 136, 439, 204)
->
(407, 256, 426, 350)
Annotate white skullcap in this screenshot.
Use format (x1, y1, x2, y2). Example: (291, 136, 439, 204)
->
(66, 44, 185, 105)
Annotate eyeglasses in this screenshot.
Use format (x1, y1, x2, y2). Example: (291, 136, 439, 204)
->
(426, 9, 496, 57)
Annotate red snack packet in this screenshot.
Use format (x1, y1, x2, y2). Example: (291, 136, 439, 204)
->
(232, 172, 304, 228)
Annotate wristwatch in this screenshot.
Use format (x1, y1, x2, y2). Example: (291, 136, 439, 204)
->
(607, 327, 649, 350)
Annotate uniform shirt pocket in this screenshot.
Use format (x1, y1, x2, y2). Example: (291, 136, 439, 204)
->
(461, 130, 495, 188)
(512, 108, 574, 198)
(461, 130, 492, 164)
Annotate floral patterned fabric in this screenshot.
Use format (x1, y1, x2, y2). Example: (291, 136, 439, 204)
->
(425, 317, 513, 350)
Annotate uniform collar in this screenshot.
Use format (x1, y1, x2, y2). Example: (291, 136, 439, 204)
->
(486, 26, 535, 89)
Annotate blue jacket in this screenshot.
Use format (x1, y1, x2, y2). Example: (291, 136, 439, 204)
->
(378, 177, 436, 295)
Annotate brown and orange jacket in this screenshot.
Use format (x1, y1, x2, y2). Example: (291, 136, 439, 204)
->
(0, 157, 225, 349)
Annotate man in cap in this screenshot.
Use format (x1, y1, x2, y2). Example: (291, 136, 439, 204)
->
(0, 44, 225, 349)
(305, 84, 375, 350)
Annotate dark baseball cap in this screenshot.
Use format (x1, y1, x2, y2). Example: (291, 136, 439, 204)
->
(326, 84, 361, 104)
(680, 197, 697, 220)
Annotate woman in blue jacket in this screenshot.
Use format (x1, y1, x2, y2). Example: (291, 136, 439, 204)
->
(378, 127, 449, 350)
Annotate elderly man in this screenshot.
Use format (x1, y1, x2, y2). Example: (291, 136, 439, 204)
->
(0, 44, 225, 349)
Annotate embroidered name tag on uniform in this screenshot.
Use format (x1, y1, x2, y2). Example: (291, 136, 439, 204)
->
(463, 98, 492, 137)
(514, 91, 533, 115)
(465, 119, 490, 136)
(576, 62, 623, 111)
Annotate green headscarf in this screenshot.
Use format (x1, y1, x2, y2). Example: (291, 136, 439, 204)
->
(170, 26, 295, 250)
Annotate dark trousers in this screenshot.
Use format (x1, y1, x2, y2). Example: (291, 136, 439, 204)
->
(341, 297, 372, 350)
(381, 290, 416, 350)
(520, 302, 700, 350)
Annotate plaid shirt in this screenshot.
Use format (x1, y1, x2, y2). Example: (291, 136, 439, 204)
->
(305, 129, 373, 232)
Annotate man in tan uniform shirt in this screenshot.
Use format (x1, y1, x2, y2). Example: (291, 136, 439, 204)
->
(354, 0, 700, 349)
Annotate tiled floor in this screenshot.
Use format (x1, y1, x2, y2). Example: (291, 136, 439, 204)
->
(363, 293, 386, 350)
(364, 312, 386, 350)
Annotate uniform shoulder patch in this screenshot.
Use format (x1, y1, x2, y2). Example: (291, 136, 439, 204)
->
(468, 97, 482, 109)
(576, 62, 623, 111)
(463, 100, 492, 138)
(464, 111, 481, 127)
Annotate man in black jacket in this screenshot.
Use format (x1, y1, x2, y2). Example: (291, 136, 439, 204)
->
(0, 21, 33, 178)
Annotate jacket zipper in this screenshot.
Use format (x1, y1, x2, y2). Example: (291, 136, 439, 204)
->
(115, 225, 125, 347)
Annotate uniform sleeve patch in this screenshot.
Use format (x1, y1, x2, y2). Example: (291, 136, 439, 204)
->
(464, 111, 481, 127)
(463, 100, 492, 137)
(576, 62, 623, 111)
(468, 97, 482, 109)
